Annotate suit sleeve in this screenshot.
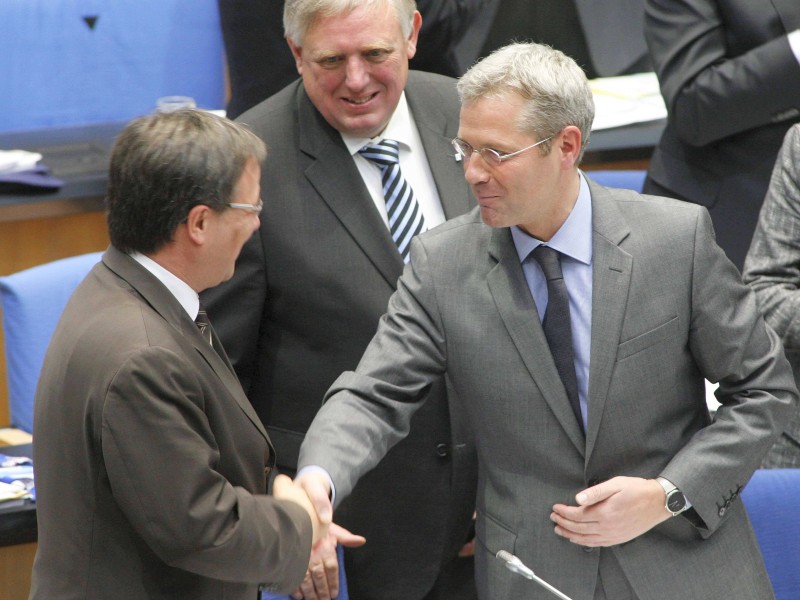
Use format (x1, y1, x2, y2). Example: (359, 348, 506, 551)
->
(660, 206, 798, 533)
(201, 228, 267, 394)
(298, 238, 447, 503)
(645, 0, 800, 146)
(743, 125, 800, 349)
(101, 345, 311, 590)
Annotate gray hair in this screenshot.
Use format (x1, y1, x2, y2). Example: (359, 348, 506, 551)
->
(457, 42, 595, 162)
(284, 0, 417, 46)
(107, 109, 266, 254)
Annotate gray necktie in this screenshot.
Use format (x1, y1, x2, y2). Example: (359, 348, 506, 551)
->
(359, 139, 426, 263)
(532, 245, 584, 433)
(195, 306, 213, 347)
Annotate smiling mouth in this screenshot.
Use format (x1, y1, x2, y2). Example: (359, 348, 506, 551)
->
(345, 92, 378, 105)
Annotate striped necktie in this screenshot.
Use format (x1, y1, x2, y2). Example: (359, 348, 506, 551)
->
(195, 305, 213, 347)
(359, 139, 426, 262)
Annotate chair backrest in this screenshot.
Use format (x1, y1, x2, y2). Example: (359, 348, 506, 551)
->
(742, 468, 800, 600)
(0, 251, 103, 432)
(586, 169, 647, 192)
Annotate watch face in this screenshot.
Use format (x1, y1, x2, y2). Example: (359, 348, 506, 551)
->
(667, 490, 686, 513)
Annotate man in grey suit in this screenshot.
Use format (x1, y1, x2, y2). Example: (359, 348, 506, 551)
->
(202, 1, 478, 598)
(743, 123, 800, 468)
(30, 109, 339, 599)
(295, 43, 798, 599)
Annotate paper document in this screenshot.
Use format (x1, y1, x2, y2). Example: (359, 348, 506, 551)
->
(590, 72, 667, 131)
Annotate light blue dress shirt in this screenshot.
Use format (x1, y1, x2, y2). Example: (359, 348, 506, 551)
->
(511, 173, 593, 431)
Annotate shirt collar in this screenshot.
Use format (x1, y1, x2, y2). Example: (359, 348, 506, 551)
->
(341, 92, 412, 156)
(511, 172, 593, 265)
(130, 251, 200, 319)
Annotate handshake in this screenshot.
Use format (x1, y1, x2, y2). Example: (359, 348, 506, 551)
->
(273, 472, 366, 600)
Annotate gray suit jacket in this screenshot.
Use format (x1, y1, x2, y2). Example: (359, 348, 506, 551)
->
(644, 0, 800, 269)
(301, 182, 798, 599)
(31, 247, 312, 600)
(743, 123, 800, 468)
(202, 71, 478, 598)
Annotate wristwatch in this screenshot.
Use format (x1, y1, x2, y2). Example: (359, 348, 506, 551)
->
(656, 477, 688, 517)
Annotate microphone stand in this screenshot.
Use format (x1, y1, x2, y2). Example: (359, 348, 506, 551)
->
(496, 550, 576, 600)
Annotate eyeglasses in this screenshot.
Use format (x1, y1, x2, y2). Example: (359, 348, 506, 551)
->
(451, 135, 554, 166)
(226, 198, 263, 213)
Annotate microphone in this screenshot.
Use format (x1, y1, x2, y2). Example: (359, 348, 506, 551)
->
(496, 550, 576, 600)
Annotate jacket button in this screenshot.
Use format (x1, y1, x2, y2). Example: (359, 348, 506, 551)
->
(264, 466, 272, 476)
(583, 546, 596, 553)
(436, 443, 449, 458)
(718, 506, 726, 517)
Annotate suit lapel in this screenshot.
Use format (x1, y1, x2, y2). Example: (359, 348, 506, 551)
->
(486, 228, 586, 455)
(296, 88, 403, 287)
(405, 75, 473, 221)
(101, 248, 269, 441)
(585, 183, 632, 459)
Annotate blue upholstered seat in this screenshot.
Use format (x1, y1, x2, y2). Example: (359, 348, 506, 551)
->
(586, 169, 647, 192)
(0, 251, 103, 432)
(742, 468, 800, 600)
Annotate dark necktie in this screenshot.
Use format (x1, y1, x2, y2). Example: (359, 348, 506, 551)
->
(358, 139, 426, 263)
(532, 245, 584, 433)
(195, 305, 213, 347)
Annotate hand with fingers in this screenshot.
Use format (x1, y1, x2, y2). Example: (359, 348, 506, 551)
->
(550, 476, 671, 547)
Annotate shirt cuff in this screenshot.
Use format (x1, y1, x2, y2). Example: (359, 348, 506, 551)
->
(295, 465, 336, 505)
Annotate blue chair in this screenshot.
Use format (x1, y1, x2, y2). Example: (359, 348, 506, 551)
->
(261, 544, 348, 599)
(586, 169, 647, 192)
(742, 469, 800, 600)
(0, 251, 103, 432)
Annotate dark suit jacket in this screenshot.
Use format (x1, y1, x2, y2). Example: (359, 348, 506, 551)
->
(30, 247, 312, 600)
(202, 71, 478, 599)
(300, 183, 798, 599)
(644, 0, 800, 270)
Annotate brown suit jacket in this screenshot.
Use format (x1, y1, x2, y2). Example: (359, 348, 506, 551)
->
(30, 246, 312, 599)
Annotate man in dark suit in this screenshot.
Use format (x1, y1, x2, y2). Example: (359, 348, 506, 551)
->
(296, 42, 797, 599)
(202, 1, 478, 599)
(643, 0, 800, 270)
(30, 109, 339, 599)
(217, 0, 491, 119)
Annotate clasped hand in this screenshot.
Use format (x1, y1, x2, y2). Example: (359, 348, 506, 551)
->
(273, 473, 366, 600)
(550, 476, 672, 547)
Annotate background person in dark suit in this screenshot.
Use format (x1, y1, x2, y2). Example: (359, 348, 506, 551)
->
(29, 109, 343, 600)
(478, 0, 651, 79)
(202, 1, 478, 598)
(217, 0, 491, 119)
(643, 0, 800, 271)
(296, 41, 798, 600)
(743, 123, 800, 468)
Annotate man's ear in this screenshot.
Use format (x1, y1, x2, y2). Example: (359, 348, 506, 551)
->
(557, 126, 583, 170)
(184, 204, 212, 246)
(286, 37, 304, 75)
(406, 11, 422, 60)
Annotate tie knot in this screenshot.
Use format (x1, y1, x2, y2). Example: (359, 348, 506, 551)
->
(359, 139, 400, 167)
(531, 245, 563, 282)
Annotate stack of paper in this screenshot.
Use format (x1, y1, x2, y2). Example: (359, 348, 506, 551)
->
(590, 72, 667, 131)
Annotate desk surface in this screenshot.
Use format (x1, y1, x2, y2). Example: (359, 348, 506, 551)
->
(0, 444, 36, 547)
(0, 118, 664, 222)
